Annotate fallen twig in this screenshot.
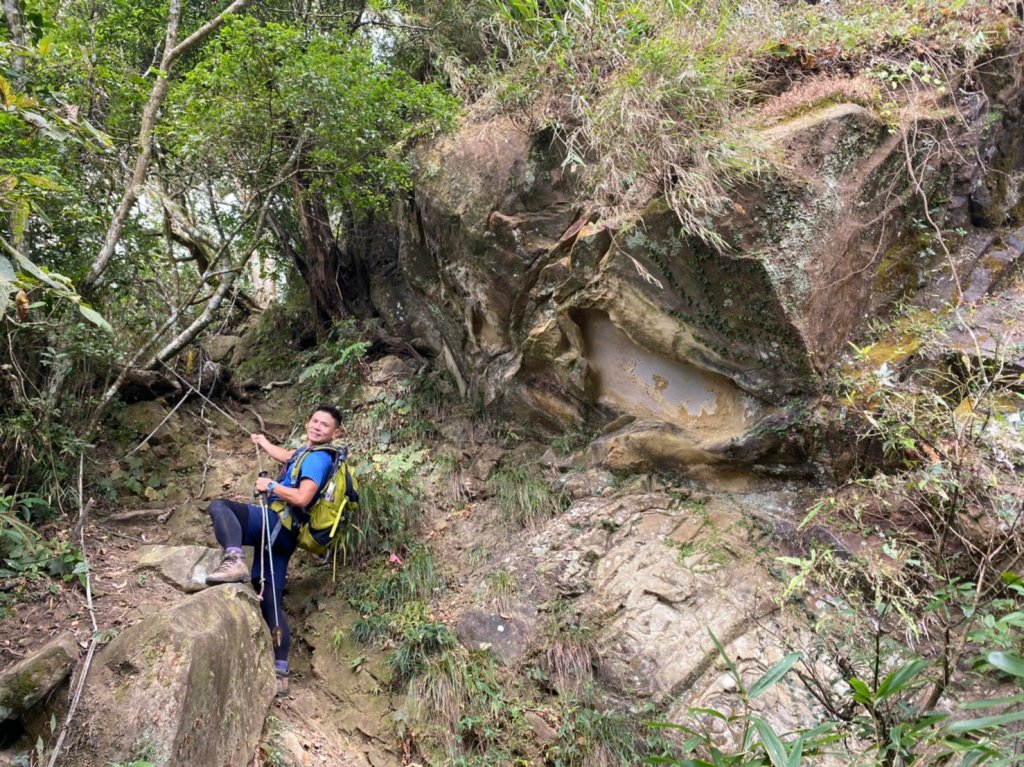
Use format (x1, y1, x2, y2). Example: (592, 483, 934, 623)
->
(244, 405, 266, 434)
(101, 508, 167, 522)
(46, 455, 102, 767)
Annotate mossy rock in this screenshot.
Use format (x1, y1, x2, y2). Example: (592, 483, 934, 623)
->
(0, 633, 77, 721)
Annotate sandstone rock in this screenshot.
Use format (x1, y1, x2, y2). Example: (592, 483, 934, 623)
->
(204, 334, 240, 364)
(275, 730, 311, 767)
(304, 606, 393, 744)
(0, 633, 77, 722)
(554, 469, 615, 499)
(527, 492, 779, 701)
(368, 355, 415, 384)
(123, 400, 176, 445)
(136, 544, 227, 593)
(61, 585, 274, 767)
(368, 99, 954, 475)
(665, 616, 847, 767)
(454, 607, 533, 663)
(524, 710, 558, 743)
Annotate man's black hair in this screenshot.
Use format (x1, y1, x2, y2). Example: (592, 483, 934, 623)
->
(312, 404, 342, 427)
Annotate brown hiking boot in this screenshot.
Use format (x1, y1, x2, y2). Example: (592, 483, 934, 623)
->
(275, 672, 289, 698)
(206, 552, 249, 584)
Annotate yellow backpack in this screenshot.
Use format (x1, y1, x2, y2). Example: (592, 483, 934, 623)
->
(273, 446, 360, 562)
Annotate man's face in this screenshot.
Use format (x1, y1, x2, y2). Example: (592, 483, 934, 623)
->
(307, 410, 339, 445)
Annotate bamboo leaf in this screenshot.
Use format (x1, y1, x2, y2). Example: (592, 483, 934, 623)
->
(750, 717, 788, 767)
(787, 735, 803, 767)
(988, 652, 1024, 682)
(959, 694, 1024, 709)
(708, 630, 745, 696)
(847, 677, 873, 704)
(875, 658, 928, 700)
(749, 652, 801, 699)
(946, 709, 1024, 734)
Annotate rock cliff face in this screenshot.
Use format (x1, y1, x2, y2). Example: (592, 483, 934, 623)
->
(366, 51, 1024, 472)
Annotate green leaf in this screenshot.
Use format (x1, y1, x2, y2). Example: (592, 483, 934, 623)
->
(987, 652, 1024, 679)
(946, 708, 1024, 734)
(875, 658, 928, 700)
(749, 652, 801, 699)
(20, 111, 73, 142)
(847, 677, 873, 704)
(0, 252, 15, 317)
(686, 707, 731, 721)
(0, 253, 14, 284)
(18, 173, 65, 191)
(76, 303, 112, 333)
(0, 74, 14, 107)
(749, 717, 788, 767)
(786, 734, 803, 767)
(959, 694, 1024, 709)
(80, 117, 114, 149)
(709, 630, 745, 696)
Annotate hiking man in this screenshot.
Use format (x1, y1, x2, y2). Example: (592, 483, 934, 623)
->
(205, 404, 342, 696)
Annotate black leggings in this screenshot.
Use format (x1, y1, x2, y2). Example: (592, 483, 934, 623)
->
(208, 498, 296, 665)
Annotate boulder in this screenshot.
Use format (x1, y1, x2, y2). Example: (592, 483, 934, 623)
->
(204, 334, 241, 364)
(122, 400, 177, 445)
(664, 615, 846, 767)
(455, 607, 534, 663)
(136, 544, 228, 593)
(0, 633, 77, 722)
(524, 491, 788, 701)
(59, 584, 275, 767)
(367, 100, 949, 468)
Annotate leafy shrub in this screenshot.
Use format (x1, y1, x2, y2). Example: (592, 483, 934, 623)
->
(296, 319, 369, 409)
(351, 445, 428, 556)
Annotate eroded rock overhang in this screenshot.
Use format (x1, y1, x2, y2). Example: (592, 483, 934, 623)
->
(373, 61, 1023, 469)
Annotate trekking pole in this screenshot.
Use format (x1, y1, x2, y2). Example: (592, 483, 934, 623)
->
(255, 470, 282, 648)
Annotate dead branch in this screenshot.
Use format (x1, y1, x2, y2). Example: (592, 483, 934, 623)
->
(45, 456, 100, 767)
(102, 508, 167, 522)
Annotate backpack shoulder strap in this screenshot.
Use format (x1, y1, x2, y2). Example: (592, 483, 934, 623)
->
(343, 462, 359, 504)
(288, 445, 338, 483)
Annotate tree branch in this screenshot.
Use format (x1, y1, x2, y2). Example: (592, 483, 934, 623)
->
(81, 0, 253, 293)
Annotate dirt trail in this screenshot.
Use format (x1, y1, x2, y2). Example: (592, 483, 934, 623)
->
(0, 397, 390, 766)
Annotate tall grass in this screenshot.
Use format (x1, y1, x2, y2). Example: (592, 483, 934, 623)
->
(486, 461, 569, 530)
(481, 0, 1011, 245)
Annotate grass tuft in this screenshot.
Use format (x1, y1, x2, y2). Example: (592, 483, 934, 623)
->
(487, 461, 569, 530)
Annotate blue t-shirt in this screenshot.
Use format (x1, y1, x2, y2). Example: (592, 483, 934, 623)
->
(271, 448, 333, 512)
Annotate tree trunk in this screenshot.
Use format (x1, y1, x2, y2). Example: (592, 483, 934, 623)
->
(3, 0, 26, 87)
(287, 176, 373, 328)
